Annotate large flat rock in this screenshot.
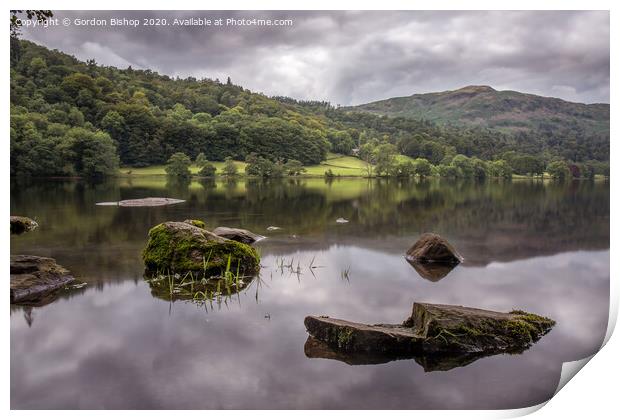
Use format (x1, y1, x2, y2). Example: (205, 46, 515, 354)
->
(96, 197, 185, 207)
(304, 316, 422, 354)
(10, 255, 75, 305)
(304, 302, 555, 368)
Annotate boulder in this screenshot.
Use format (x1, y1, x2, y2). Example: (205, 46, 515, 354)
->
(212, 226, 265, 244)
(142, 221, 260, 275)
(10, 216, 38, 235)
(406, 233, 463, 264)
(10, 255, 75, 304)
(304, 302, 554, 363)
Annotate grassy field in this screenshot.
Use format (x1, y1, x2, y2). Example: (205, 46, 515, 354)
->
(304, 153, 370, 176)
(119, 160, 248, 176)
(119, 153, 370, 177)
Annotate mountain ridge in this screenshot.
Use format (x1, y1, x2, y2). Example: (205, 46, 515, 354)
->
(346, 85, 609, 136)
(362, 85, 608, 106)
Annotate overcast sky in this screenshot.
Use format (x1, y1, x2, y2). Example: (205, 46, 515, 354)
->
(21, 10, 610, 105)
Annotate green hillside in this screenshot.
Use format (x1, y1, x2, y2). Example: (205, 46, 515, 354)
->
(10, 40, 609, 180)
(347, 85, 609, 143)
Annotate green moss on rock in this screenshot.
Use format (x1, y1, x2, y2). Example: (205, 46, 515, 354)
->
(142, 221, 260, 275)
(413, 304, 555, 352)
(506, 310, 556, 344)
(183, 219, 206, 229)
(337, 327, 354, 349)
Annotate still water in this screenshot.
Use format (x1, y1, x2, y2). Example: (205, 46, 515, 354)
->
(10, 177, 609, 409)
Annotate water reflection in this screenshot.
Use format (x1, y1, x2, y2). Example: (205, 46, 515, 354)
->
(304, 336, 516, 372)
(406, 260, 459, 282)
(10, 178, 609, 409)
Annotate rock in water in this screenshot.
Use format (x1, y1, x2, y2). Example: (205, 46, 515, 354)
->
(336, 218, 349, 224)
(142, 221, 260, 274)
(212, 226, 265, 244)
(96, 197, 185, 207)
(304, 302, 554, 369)
(406, 233, 463, 264)
(10, 216, 38, 235)
(10, 255, 75, 304)
(402, 303, 554, 352)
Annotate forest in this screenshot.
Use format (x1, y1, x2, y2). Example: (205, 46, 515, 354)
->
(10, 39, 610, 179)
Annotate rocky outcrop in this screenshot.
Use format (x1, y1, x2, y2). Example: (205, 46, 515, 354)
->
(142, 221, 260, 275)
(96, 197, 185, 207)
(10, 216, 38, 235)
(406, 233, 463, 264)
(10, 255, 75, 305)
(304, 302, 554, 370)
(212, 226, 265, 244)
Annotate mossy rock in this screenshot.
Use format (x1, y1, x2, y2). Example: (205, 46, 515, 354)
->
(142, 221, 260, 275)
(11, 216, 38, 235)
(305, 302, 555, 361)
(406, 303, 555, 353)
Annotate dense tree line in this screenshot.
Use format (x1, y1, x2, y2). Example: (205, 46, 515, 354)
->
(10, 40, 331, 176)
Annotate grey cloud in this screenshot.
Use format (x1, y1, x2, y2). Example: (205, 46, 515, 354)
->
(21, 10, 609, 105)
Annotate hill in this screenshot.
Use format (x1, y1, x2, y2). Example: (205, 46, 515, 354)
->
(347, 85, 609, 136)
(10, 40, 336, 177)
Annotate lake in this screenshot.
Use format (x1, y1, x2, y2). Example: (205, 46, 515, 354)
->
(10, 177, 610, 409)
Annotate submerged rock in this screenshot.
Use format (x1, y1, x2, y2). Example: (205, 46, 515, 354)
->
(10, 255, 75, 305)
(10, 216, 38, 235)
(142, 221, 260, 275)
(212, 226, 265, 244)
(304, 302, 554, 370)
(96, 197, 185, 207)
(406, 233, 463, 264)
